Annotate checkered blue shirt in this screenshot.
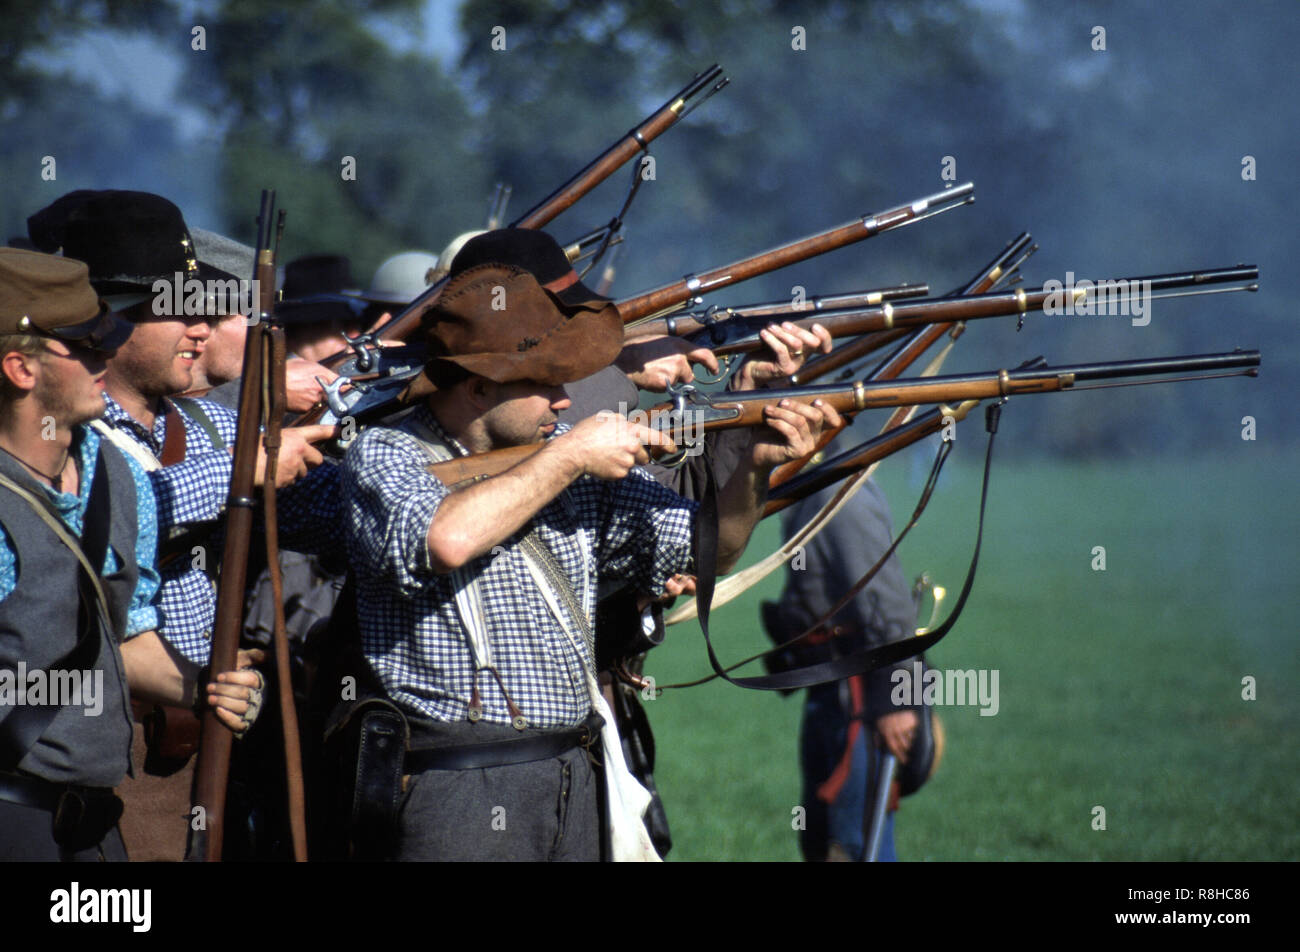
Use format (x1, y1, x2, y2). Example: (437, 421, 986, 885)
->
(341, 406, 696, 729)
(101, 394, 340, 665)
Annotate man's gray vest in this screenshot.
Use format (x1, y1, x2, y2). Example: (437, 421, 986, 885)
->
(0, 438, 138, 786)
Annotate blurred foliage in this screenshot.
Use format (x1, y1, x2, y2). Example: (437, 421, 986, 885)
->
(1, 0, 1293, 455)
(0, 0, 176, 106)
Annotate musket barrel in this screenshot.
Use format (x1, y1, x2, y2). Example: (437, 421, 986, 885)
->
(707, 264, 1260, 356)
(614, 183, 975, 324)
(789, 233, 1029, 390)
(635, 284, 929, 340)
(1041, 350, 1261, 382)
(191, 189, 277, 862)
(425, 350, 1259, 486)
(513, 64, 724, 229)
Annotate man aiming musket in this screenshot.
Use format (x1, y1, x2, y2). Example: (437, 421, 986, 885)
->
(334, 229, 837, 861)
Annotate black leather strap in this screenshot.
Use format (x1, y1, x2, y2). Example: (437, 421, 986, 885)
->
(404, 718, 601, 773)
(170, 396, 227, 451)
(685, 402, 1004, 692)
(0, 770, 116, 812)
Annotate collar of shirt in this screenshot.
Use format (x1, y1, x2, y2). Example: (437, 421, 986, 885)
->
(101, 392, 169, 456)
(36, 423, 99, 536)
(414, 404, 471, 457)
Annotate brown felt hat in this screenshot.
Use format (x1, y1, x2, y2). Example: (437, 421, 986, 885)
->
(0, 247, 133, 352)
(399, 262, 623, 402)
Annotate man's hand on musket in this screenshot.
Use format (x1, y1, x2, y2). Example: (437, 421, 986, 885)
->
(616, 334, 720, 391)
(426, 407, 677, 573)
(714, 398, 839, 573)
(285, 357, 341, 414)
(736, 322, 832, 390)
(750, 397, 842, 470)
(876, 709, 921, 763)
(123, 639, 266, 738)
(251, 423, 337, 488)
(206, 648, 268, 737)
(552, 411, 678, 480)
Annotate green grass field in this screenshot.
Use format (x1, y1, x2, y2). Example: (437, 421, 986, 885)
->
(643, 444, 1300, 861)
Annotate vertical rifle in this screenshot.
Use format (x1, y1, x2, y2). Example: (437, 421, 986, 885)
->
(259, 210, 308, 861)
(189, 190, 277, 862)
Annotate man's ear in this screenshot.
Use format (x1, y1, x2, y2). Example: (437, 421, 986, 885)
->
(0, 351, 39, 394)
(463, 374, 497, 412)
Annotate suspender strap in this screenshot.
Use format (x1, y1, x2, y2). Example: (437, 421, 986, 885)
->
(170, 396, 226, 452)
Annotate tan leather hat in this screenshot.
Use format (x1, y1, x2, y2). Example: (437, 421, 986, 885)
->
(0, 247, 132, 352)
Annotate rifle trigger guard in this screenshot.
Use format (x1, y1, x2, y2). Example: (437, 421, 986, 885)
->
(691, 352, 737, 387)
(655, 447, 691, 469)
(655, 427, 703, 470)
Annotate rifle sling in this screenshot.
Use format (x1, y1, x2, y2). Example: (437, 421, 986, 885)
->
(171, 396, 227, 452)
(159, 401, 188, 466)
(665, 436, 951, 690)
(684, 402, 1003, 692)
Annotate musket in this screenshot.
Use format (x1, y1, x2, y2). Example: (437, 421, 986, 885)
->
(594, 241, 625, 297)
(190, 190, 278, 862)
(260, 296, 308, 861)
(308, 65, 728, 383)
(484, 182, 512, 230)
(764, 401, 980, 517)
(644, 264, 1259, 357)
(628, 282, 930, 340)
(789, 233, 1036, 387)
(617, 182, 975, 326)
(513, 64, 727, 229)
(768, 233, 1035, 486)
(423, 350, 1260, 485)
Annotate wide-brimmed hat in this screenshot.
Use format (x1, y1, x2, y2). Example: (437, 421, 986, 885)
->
(276, 254, 366, 326)
(27, 190, 249, 315)
(430, 233, 484, 285)
(398, 228, 622, 402)
(0, 247, 133, 352)
(447, 228, 608, 310)
(353, 250, 440, 306)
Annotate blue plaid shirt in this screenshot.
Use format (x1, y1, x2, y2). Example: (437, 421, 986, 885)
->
(341, 406, 695, 728)
(101, 394, 341, 665)
(0, 424, 161, 637)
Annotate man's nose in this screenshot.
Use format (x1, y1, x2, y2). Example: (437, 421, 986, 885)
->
(186, 318, 211, 340)
(552, 385, 572, 411)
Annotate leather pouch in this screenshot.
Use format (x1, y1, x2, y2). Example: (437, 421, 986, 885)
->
(323, 696, 409, 860)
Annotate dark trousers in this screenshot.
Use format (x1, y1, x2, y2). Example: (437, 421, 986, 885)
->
(800, 681, 897, 862)
(395, 719, 601, 862)
(0, 798, 127, 862)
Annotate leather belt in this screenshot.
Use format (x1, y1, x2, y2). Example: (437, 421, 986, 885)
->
(0, 769, 116, 812)
(405, 716, 601, 773)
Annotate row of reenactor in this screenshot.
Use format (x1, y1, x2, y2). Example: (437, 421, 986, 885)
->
(0, 189, 926, 862)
